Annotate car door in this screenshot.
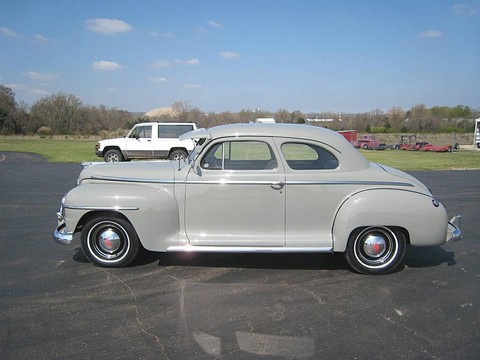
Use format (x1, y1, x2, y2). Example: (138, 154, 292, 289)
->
(184, 138, 286, 247)
(125, 125, 154, 158)
(277, 140, 343, 249)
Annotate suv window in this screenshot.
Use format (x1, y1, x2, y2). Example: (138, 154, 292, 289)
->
(202, 141, 277, 170)
(158, 124, 194, 138)
(281, 142, 338, 170)
(129, 125, 152, 139)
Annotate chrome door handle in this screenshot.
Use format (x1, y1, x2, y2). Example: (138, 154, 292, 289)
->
(271, 181, 285, 190)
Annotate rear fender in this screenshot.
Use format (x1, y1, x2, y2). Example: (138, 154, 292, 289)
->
(332, 189, 448, 252)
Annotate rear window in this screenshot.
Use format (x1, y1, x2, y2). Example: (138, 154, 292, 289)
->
(281, 142, 338, 170)
(158, 124, 194, 138)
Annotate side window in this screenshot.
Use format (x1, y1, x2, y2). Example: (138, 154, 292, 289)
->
(201, 141, 277, 170)
(281, 143, 339, 170)
(158, 125, 194, 138)
(130, 126, 152, 139)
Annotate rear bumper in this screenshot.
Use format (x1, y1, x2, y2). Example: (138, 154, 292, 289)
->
(446, 215, 462, 242)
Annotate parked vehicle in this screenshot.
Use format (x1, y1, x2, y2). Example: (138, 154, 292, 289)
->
(55, 123, 461, 274)
(337, 130, 386, 150)
(95, 122, 197, 162)
(396, 134, 456, 152)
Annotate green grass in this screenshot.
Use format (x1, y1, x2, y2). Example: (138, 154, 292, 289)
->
(1, 137, 479, 170)
(361, 149, 480, 171)
(0, 137, 99, 163)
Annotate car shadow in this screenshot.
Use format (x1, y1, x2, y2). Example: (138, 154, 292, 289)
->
(72, 246, 456, 272)
(403, 245, 456, 268)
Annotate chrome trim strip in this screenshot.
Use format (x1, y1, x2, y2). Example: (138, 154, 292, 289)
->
(64, 205, 139, 211)
(89, 175, 175, 184)
(87, 175, 413, 188)
(286, 180, 414, 187)
(166, 246, 333, 253)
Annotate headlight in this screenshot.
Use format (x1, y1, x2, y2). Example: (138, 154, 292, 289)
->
(59, 194, 67, 216)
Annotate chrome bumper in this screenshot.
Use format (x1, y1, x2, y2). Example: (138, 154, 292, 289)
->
(446, 215, 462, 242)
(53, 218, 74, 245)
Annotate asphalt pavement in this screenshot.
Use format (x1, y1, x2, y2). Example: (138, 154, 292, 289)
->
(0, 151, 479, 360)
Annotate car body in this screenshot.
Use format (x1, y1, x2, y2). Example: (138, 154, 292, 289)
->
(54, 123, 461, 274)
(95, 122, 197, 162)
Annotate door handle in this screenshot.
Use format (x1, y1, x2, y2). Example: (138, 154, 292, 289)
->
(271, 181, 285, 190)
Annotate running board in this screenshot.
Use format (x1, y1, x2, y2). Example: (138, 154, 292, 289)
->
(166, 246, 333, 253)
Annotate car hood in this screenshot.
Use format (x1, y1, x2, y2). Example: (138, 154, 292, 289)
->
(78, 160, 175, 184)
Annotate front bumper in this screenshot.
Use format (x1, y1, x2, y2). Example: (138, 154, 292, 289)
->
(53, 211, 74, 245)
(446, 215, 462, 242)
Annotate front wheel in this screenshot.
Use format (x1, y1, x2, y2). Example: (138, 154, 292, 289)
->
(345, 226, 406, 275)
(81, 216, 140, 267)
(104, 149, 123, 162)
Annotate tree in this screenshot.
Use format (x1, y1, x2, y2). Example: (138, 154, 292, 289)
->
(171, 100, 193, 122)
(30, 93, 83, 134)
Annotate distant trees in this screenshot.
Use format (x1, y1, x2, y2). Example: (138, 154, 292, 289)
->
(0, 84, 478, 136)
(0, 85, 30, 135)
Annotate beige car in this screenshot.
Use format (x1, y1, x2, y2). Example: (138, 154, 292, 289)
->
(54, 123, 461, 274)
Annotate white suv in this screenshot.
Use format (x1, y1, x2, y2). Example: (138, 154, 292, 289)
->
(95, 122, 197, 162)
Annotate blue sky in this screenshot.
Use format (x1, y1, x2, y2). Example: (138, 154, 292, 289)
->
(1, 0, 479, 113)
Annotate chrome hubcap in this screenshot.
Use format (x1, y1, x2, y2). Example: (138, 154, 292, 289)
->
(354, 227, 397, 269)
(98, 229, 121, 253)
(363, 235, 387, 258)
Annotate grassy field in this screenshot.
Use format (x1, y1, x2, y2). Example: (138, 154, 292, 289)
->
(1, 136, 479, 170)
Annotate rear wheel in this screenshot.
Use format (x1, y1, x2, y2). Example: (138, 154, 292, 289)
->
(169, 149, 188, 161)
(345, 226, 406, 275)
(81, 216, 140, 267)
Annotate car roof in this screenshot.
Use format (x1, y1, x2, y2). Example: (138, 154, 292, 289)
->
(134, 122, 196, 126)
(183, 123, 343, 146)
(181, 123, 371, 171)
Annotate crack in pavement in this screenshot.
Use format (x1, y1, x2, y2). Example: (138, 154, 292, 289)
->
(103, 269, 170, 360)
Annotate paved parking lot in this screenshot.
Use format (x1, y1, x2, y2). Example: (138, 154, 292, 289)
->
(1, 152, 479, 359)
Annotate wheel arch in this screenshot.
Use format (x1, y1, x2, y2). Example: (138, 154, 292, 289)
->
(64, 183, 181, 251)
(332, 188, 446, 252)
(103, 146, 127, 160)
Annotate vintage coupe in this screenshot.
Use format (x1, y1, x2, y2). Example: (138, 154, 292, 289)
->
(54, 123, 461, 274)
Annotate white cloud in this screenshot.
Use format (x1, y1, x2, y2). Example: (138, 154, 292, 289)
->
(29, 89, 50, 97)
(85, 18, 133, 35)
(5, 83, 26, 90)
(92, 61, 123, 71)
(208, 20, 223, 28)
(148, 77, 168, 83)
(150, 31, 175, 38)
(148, 60, 172, 68)
(22, 71, 58, 80)
(419, 30, 443, 39)
(175, 58, 200, 66)
(219, 51, 239, 59)
(33, 34, 50, 43)
(183, 84, 202, 89)
(0, 27, 22, 38)
(453, 3, 478, 16)
(107, 87, 122, 92)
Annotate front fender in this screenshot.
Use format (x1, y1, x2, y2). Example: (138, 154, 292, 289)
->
(64, 183, 179, 251)
(332, 189, 448, 252)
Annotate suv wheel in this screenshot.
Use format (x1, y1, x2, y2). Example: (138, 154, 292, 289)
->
(104, 149, 123, 162)
(169, 149, 188, 161)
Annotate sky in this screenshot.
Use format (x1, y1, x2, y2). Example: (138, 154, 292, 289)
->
(1, 0, 479, 113)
